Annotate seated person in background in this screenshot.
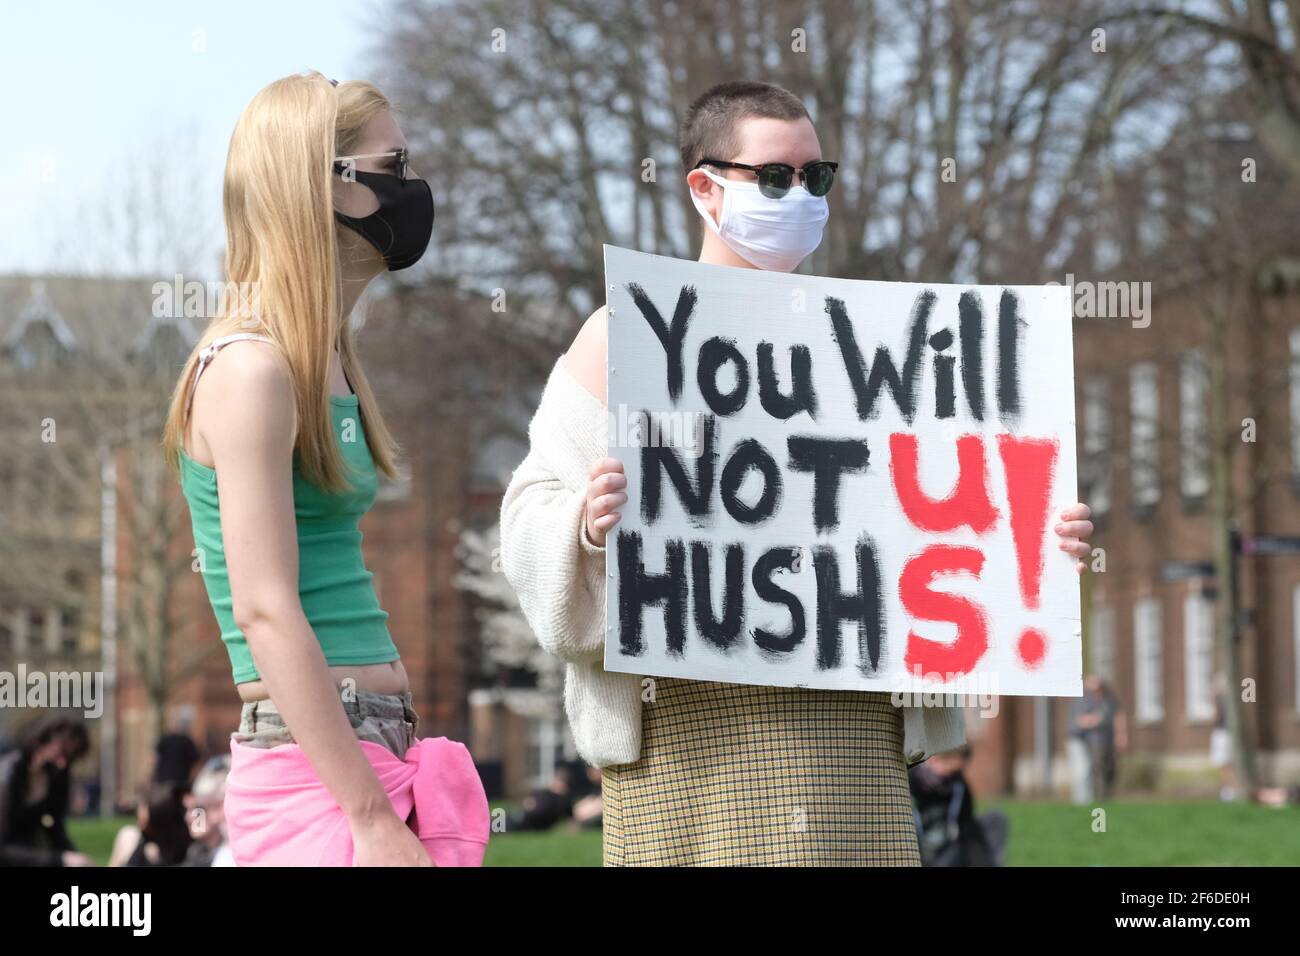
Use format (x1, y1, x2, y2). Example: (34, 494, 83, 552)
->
(506, 765, 580, 832)
(908, 745, 1005, 867)
(570, 764, 604, 830)
(183, 757, 235, 866)
(0, 715, 94, 867)
(109, 783, 193, 867)
(1254, 785, 1300, 808)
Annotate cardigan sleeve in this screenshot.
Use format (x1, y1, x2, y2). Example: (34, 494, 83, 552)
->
(500, 360, 610, 665)
(902, 704, 968, 766)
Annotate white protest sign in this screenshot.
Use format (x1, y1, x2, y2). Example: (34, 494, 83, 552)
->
(603, 244, 1081, 698)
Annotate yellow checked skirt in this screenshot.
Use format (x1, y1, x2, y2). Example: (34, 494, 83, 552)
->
(601, 678, 921, 866)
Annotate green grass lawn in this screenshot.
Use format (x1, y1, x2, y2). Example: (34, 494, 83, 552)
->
(483, 825, 604, 867)
(67, 799, 1297, 867)
(986, 798, 1300, 866)
(69, 815, 128, 866)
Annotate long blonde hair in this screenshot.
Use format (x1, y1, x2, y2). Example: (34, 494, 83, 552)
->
(163, 71, 400, 491)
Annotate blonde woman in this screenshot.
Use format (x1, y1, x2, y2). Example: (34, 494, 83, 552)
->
(163, 73, 486, 867)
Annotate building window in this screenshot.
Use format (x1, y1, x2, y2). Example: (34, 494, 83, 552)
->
(525, 716, 564, 788)
(1130, 363, 1160, 509)
(1090, 601, 1115, 683)
(59, 607, 80, 657)
(29, 607, 50, 654)
(1179, 351, 1209, 500)
(1082, 378, 1111, 516)
(1134, 596, 1164, 723)
(1290, 328, 1300, 480)
(1183, 590, 1214, 722)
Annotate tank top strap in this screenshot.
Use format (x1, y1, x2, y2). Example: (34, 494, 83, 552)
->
(185, 333, 276, 419)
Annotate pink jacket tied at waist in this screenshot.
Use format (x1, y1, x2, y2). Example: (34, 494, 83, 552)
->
(225, 736, 490, 866)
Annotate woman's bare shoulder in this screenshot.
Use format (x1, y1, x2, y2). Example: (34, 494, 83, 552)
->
(190, 339, 295, 461)
(561, 306, 608, 405)
(205, 339, 289, 390)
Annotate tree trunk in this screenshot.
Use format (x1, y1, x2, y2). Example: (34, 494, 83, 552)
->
(1206, 290, 1259, 796)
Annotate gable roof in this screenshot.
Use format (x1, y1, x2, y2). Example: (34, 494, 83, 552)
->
(0, 273, 204, 364)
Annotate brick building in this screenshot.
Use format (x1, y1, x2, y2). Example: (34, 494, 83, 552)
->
(966, 263, 1300, 796)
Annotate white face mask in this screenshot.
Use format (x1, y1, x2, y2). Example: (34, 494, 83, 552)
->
(691, 167, 829, 272)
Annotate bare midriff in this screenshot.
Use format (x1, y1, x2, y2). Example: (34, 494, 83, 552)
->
(236, 659, 410, 703)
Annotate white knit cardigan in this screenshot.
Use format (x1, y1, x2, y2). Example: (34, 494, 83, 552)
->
(500, 359, 967, 768)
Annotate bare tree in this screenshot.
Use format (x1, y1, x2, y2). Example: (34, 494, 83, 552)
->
(1123, 0, 1300, 182)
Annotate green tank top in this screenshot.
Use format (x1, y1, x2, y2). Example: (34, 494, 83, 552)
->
(178, 335, 398, 684)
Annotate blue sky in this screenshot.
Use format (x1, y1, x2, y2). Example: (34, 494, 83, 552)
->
(2, 0, 381, 275)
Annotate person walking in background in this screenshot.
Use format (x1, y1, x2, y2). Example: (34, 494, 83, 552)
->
(153, 712, 201, 791)
(1210, 678, 1236, 802)
(1066, 714, 1092, 805)
(0, 715, 94, 867)
(1068, 674, 1126, 803)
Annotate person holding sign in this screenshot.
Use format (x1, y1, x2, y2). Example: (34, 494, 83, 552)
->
(501, 81, 1093, 866)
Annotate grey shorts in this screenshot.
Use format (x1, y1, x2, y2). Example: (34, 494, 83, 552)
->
(233, 688, 420, 759)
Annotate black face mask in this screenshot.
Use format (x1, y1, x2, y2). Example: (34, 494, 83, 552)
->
(334, 169, 434, 271)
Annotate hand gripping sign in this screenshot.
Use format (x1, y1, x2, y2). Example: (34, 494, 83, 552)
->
(603, 245, 1081, 699)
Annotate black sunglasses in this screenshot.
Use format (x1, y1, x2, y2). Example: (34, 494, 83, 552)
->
(695, 158, 838, 198)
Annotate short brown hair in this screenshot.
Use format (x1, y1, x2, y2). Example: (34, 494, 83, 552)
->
(679, 81, 810, 172)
